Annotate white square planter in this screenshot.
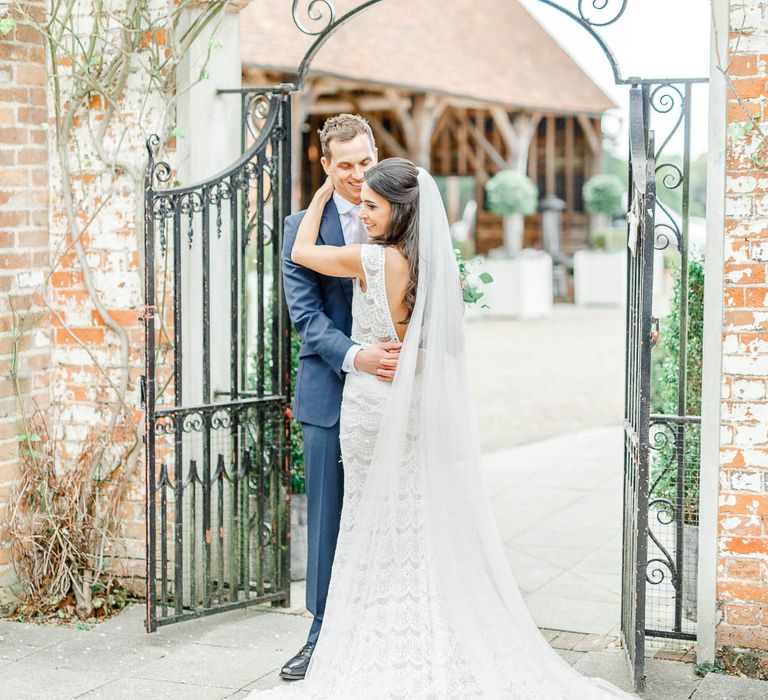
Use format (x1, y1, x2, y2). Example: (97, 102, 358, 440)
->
(573, 249, 665, 307)
(468, 251, 553, 319)
(573, 250, 626, 306)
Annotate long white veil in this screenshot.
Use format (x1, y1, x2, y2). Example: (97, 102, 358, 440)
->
(254, 169, 637, 698)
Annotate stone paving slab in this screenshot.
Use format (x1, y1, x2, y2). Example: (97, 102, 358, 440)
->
(491, 426, 626, 635)
(466, 306, 625, 451)
(693, 672, 768, 699)
(79, 677, 236, 700)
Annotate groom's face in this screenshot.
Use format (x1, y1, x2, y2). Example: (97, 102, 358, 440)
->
(321, 133, 377, 205)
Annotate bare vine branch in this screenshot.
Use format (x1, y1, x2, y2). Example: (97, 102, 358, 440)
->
(6, 0, 234, 619)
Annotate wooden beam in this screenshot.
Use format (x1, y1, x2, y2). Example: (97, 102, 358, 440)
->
(307, 97, 394, 114)
(454, 109, 469, 174)
(528, 126, 538, 185)
(545, 115, 556, 196)
(489, 107, 542, 173)
(337, 89, 409, 159)
(383, 89, 446, 167)
(468, 121, 506, 170)
(472, 111, 489, 181)
(367, 114, 409, 159)
(565, 115, 575, 214)
(439, 120, 450, 174)
(576, 114, 601, 155)
(489, 106, 517, 160)
(412, 93, 447, 168)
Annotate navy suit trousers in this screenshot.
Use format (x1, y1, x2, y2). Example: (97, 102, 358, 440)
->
(301, 421, 344, 644)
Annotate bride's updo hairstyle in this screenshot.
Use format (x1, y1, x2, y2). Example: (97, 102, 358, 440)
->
(363, 157, 420, 323)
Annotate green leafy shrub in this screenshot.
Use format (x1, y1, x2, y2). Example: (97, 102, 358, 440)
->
(583, 174, 625, 216)
(248, 325, 305, 493)
(287, 329, 304, 493)
(484, 170, 538, 216)
(649, 256, 704, 523)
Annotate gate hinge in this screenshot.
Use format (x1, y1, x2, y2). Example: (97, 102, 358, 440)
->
(140, 374, 146, 407)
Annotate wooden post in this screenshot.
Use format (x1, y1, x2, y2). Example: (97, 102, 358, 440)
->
(577, 114, 604, 176)
(490, 107, 541, 175)
(456, 108, 468, 174)
(384, 89, 445, 168)
(545, 115, 556, 196)
(528, 125, 539, 186)
(565, 115, 575, 215)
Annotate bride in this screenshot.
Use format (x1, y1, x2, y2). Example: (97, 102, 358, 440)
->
(250, 158, 637, 699)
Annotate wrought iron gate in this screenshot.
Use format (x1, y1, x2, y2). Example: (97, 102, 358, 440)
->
(621, 79, 705, 690)
(621, 85, 656, 692)
(142, 89, 293, 631)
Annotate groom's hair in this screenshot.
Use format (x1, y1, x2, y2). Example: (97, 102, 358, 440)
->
(318, 114, 375, 161)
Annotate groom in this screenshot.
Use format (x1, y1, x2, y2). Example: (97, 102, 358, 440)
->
(280, 114, 401, 680)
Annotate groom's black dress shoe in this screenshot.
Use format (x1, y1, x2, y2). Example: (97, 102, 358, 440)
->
(280, 642, 316, 680)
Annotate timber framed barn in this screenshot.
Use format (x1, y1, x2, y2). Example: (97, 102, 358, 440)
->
(240, 0, 617, 255)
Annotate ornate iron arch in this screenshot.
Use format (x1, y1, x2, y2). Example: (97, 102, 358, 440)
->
(290, 0, 629, 89)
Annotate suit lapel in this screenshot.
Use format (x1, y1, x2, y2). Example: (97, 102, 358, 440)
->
(319, 199, 344, 247)
(320, 199, 353, 306)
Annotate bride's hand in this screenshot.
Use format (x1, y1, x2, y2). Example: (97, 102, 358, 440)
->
(314, 177, 335, 205)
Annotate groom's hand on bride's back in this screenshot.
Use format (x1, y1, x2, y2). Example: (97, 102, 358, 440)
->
(354, 342, 401, 382)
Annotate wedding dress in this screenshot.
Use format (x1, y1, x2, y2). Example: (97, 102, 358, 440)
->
(249, 170, 638, 699)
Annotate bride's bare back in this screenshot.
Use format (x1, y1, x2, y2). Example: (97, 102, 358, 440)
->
(361, 246, 410, 342)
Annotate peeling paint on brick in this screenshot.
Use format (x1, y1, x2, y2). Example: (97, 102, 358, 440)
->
(717, 0, 768, 655)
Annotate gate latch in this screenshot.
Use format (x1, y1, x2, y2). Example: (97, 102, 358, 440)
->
(140, 374, 146, 407)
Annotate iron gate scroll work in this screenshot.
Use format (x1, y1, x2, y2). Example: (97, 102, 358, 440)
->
(142, 90, 293, 631)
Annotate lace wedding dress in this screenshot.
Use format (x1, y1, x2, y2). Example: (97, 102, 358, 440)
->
(249, 172, 638, 699)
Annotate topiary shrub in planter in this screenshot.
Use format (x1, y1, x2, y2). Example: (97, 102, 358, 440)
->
(649, 255, 704, 621)
(583, 174, 625, 242)
(583, 174, 625, 217)
(484, 170, 538, 256)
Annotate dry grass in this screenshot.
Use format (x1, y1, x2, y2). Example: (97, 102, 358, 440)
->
(6, 408, 131, 622)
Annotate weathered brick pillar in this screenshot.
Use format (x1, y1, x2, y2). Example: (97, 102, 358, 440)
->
(0, 1, 50, 604)
(717, 0, 768, 663)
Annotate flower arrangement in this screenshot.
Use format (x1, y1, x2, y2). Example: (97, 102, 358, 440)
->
(456, 249, 493, 305)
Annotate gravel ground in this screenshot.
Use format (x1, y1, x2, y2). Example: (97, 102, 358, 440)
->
(466, 304, 626, 452)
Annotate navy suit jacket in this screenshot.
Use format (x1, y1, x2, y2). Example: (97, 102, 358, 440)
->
(282, 199, 355, 427)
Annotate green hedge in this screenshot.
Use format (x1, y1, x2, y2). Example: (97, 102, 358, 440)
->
(248, 325, 305, 494)
(649, 256, 704, 524)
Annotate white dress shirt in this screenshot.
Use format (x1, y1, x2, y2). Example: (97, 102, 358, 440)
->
(333, 192, 368, 375)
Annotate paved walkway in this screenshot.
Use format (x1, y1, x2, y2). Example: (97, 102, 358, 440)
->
(2, 427, 766, 697)
(466, 305, 626, 451)
(3, 308, 765, 696)
(2, 598, 765, 699)
(490, 426, 624, 637)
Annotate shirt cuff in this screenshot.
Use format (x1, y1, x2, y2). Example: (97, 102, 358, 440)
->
(342, 344, 364, 375)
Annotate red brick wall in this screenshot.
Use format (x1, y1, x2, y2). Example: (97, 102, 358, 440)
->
(0, 0, 50, 600)
(717, 0, 768, 654)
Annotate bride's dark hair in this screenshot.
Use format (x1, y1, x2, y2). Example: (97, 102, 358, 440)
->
(363, 157, 419, 324)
